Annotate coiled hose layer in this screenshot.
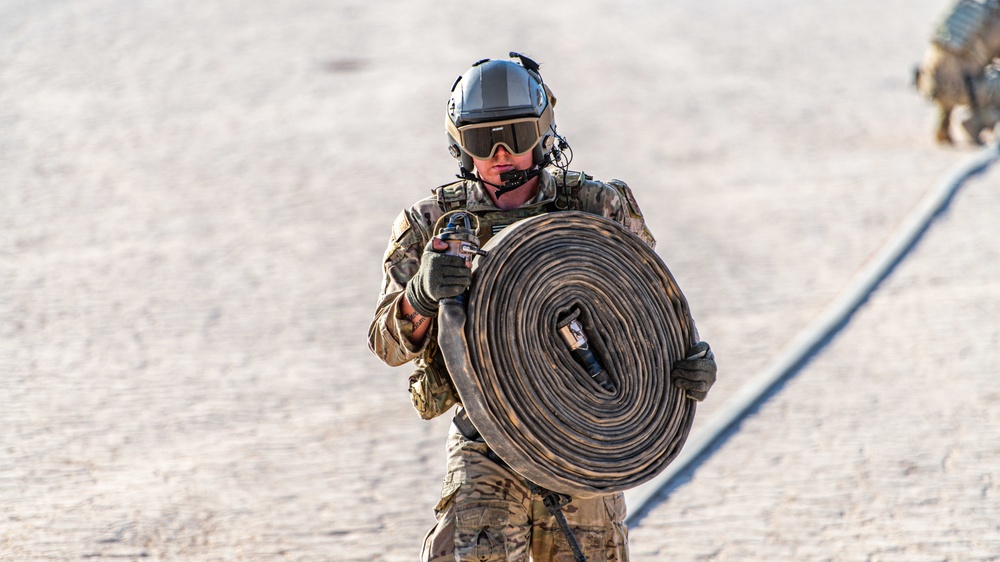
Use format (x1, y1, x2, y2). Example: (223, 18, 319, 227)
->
(438, 211, 699, 497)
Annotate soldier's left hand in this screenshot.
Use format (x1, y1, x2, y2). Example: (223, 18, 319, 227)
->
(672, 341, 717, 402)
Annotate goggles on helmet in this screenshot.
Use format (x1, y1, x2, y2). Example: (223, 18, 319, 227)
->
(448, 116, 546, 160)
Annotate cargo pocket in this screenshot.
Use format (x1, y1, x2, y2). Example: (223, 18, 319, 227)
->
(422, 491, 458, 562)
(603, 493, 629, 562)
(407, 340, 459, 420)
(455, 501, 522, 562)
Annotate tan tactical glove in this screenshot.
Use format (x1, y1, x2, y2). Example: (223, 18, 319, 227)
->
(404, 239, 472, 318)
(673, 341, 717, 402)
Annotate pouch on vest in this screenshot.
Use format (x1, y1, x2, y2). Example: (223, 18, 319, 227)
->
(407, 338, 459, 420)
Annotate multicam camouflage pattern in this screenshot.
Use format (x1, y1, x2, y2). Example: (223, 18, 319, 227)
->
(420, 422, 629, 562)
(933, 0, 1000, 57)
(368, 166, 655, 370)
(407, 337, 458, 420)
(368, 167, 653, 559)
(915, 0, 1000, 143)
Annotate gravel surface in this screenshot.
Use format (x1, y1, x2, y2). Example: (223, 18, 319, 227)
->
(2, 0, 996, 560)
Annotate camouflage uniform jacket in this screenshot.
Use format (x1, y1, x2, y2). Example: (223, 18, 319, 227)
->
(368, 167, 655, 369)
(932, 0, 1000, 59)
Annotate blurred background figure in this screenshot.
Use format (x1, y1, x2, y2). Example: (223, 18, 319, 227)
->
(914, 0, 1000, 144)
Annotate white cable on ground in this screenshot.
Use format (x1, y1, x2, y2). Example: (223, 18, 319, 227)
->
(624, 143, 1000, 526)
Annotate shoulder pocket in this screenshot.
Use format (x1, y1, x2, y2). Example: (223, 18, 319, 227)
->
(607, 178, 657, 249)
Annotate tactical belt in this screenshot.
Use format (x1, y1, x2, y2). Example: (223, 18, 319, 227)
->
(438, 211, 699, 498)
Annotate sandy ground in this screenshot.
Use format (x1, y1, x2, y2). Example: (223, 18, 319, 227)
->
(2, 0, 998, 560)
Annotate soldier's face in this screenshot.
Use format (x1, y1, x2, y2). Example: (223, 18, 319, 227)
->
(472, 145, 534, 189)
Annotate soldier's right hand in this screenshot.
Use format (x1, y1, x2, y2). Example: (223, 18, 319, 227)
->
(404, 238, 472, 318)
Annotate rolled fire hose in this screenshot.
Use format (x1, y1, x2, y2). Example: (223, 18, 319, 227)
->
(438, 211, 699, 498)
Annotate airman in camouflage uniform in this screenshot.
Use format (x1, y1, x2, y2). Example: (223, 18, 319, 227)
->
(371, 168, 644, 562)
(914, 0, 1000, 143)
(368, 54, 717, 561)
(369, 167, 654, 369)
